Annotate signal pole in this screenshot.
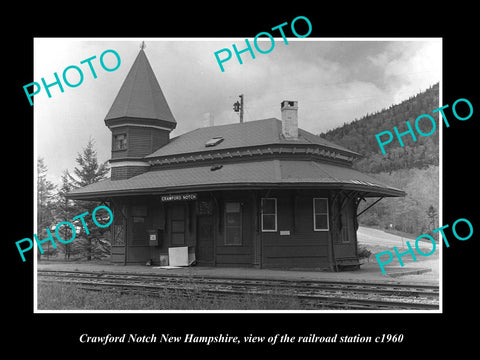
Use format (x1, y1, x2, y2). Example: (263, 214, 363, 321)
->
(239, 94, 244, 123)
(233, 94, 244, 123)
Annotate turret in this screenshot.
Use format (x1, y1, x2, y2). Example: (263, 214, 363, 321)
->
(104, 46, 176, 180)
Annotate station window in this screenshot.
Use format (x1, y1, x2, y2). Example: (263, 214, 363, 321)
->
(261, 198, 277, 232)
(313, 198, 329, 231)
(225, 202, 242, 245)
(113, 133, 127, 151)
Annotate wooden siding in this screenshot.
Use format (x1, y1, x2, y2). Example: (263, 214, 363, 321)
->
(109, 189, 360, 270)
(124, 127, 170, 158)
(111, 166, 148, 180)
(128, 127, 154, 158)
(261, 190, 332, 269)
(111, 126, 170, 160)
(110, 126, 170, 180)
(151, 129, 170, 153)
(262, 234, 330, 268)
(111, 245, 125, 263)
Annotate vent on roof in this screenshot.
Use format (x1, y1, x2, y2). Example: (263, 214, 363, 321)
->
(205, 136, 224, 147)
(210, 164, 223, 171)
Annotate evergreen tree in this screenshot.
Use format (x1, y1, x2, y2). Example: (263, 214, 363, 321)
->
(68, 138, 110, 260)
(37, 158, 56, 259)
(358, 166, 439, 236)
(52, 170, 81, 260)
(320, 83, 439, 173)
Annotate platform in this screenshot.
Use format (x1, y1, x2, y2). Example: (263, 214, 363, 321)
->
(36, 258, 439, 286)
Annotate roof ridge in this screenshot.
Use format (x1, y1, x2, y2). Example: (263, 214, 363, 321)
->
(124, 49, 141, 117)
(145, 117, 360, 159)
(144, 50, 159, 119)
(310, 160, 339, 182)
(198, 117, 279, 130)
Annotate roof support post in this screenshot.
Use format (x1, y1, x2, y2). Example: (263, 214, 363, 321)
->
(339, 190, 359, 211)
(250, 190, 262, 268)
(108, 198, 128, 266)
(328, 191, 339, 272)
(210, 191, 219, 267)
(356, 197, 384, 217)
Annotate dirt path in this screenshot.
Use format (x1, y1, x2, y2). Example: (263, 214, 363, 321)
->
(358, 226, 440, 284)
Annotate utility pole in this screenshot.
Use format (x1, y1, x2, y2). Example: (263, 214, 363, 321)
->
(233, 94, 244, 123)
(239, 94, 244, 123)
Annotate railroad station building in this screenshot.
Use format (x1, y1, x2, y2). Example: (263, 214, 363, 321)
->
(68, 47, 405, 271)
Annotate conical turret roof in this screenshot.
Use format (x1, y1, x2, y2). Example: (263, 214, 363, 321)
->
(104, 48, 176, 127)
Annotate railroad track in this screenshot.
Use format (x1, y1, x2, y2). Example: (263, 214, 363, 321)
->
(37, 270, 439, 310)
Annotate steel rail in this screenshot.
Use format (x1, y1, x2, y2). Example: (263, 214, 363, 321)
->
(37, 270, 439, 310)
(38, 278, 438, 310)
(37, 270, 439, 296)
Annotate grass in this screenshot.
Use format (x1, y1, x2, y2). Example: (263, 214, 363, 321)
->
(37, 282, 304, 310)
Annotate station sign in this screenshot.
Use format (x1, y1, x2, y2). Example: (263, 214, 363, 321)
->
(160, 193, 198, 202)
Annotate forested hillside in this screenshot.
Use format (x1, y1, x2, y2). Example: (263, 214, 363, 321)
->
(320, 83, 440, 236)
(320, 83, 439, 174)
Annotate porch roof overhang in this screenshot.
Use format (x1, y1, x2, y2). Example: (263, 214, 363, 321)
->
(67, 159, 405, 201)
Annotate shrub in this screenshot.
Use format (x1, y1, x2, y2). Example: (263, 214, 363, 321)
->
(357, 246, 372, 260)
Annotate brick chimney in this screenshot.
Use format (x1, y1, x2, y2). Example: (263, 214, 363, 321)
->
(281, 100, 298, 139)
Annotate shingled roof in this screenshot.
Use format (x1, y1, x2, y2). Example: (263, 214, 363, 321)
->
(104, 49, 176, 125)
(68, 159, 404, 200)
(146, 118, 360, 159)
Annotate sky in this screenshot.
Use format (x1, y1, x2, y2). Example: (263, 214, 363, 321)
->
(34, 38, 442, 185)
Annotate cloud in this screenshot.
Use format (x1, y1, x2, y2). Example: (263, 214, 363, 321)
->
(368, 40, 441, 103)
(34, 38, 441, 184)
